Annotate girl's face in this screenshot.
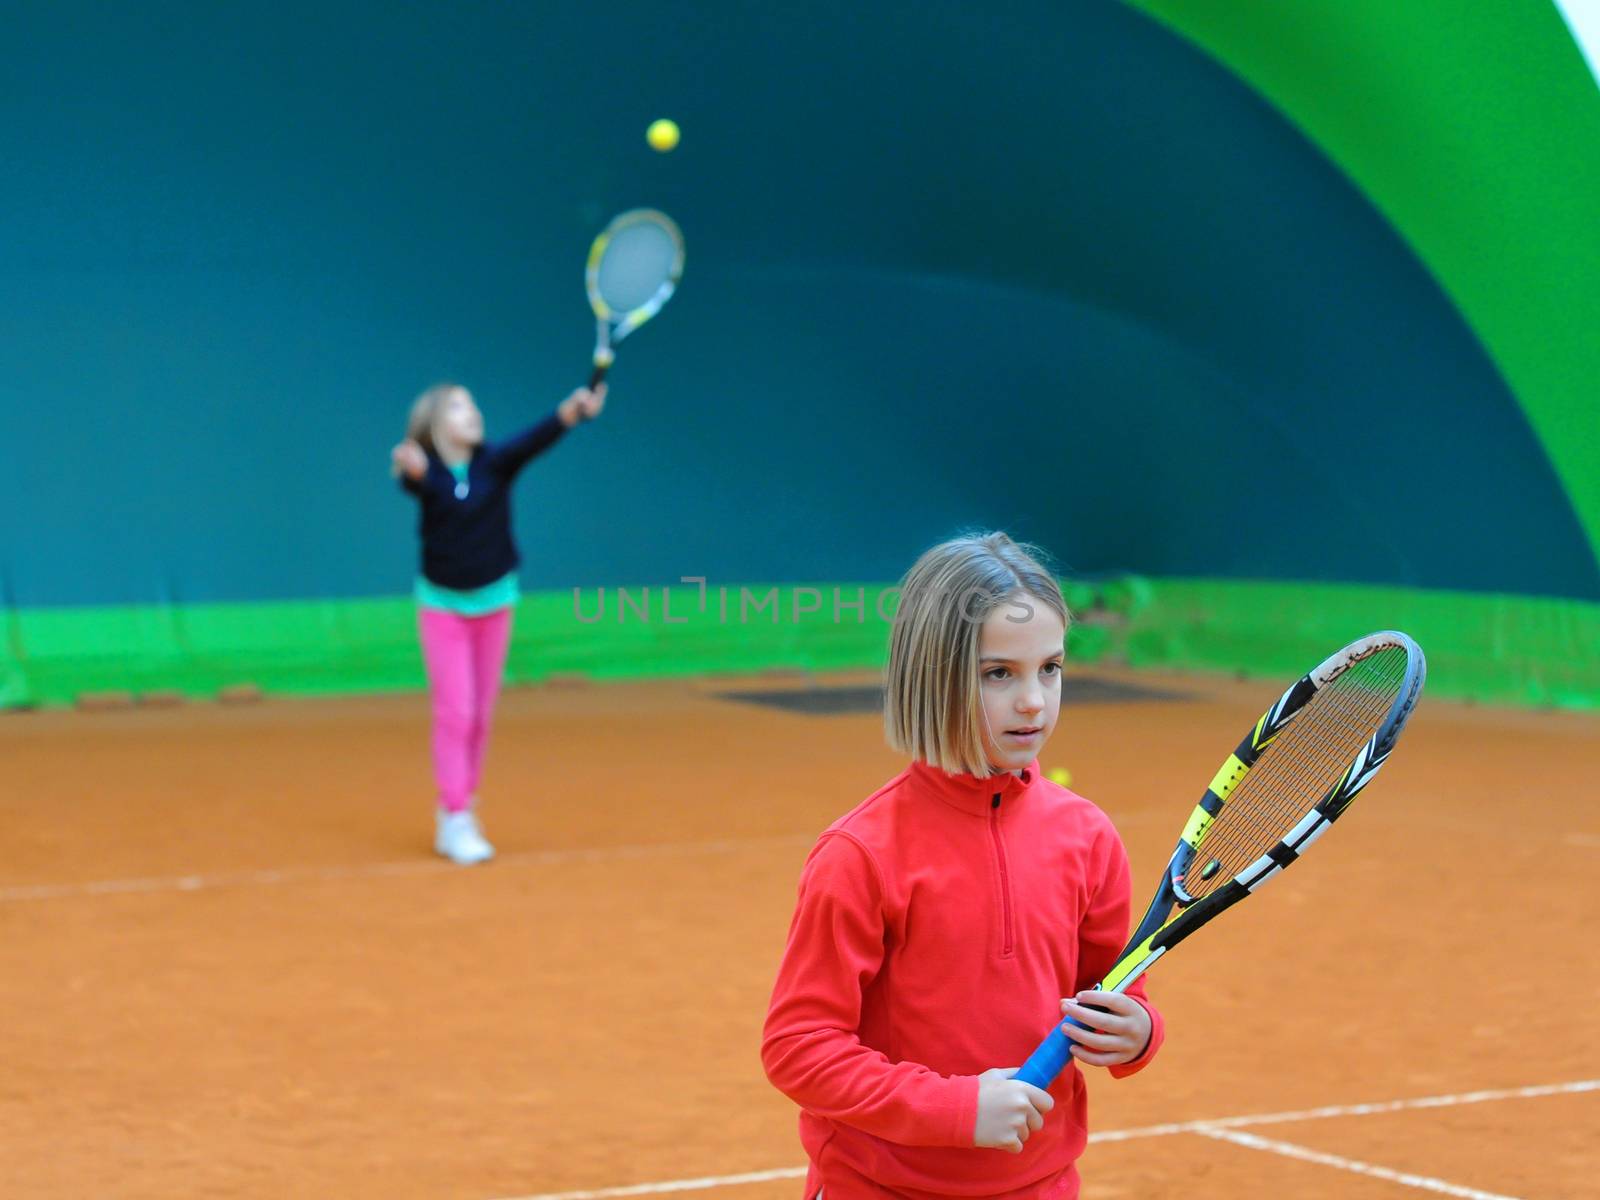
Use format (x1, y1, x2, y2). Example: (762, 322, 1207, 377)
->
(434, 387, 484, 448)
(976, 593, 1065, 774)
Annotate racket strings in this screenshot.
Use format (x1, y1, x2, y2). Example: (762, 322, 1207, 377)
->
(1182, 647, 1408, 898)
(595, 223, 680, 313)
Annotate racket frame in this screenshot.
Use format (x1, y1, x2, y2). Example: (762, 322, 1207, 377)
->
(584, 208, 684, 389)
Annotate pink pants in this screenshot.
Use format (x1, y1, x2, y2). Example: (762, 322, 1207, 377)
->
(418, 606, 514, 813)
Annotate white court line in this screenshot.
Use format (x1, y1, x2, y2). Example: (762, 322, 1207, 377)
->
(1087, 1077, 1600, 1141)
(498, 1079, 1600, 1200)
(1194, 1127, 1523, 1200)
(0, 834, 814, 903)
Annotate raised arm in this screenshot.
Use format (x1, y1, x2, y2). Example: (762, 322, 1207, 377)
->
(487, 384, 605, 480)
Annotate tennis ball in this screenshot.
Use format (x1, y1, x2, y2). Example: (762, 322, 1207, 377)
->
(646, 118, 680, 152)
(1046, 766, 1073, 787)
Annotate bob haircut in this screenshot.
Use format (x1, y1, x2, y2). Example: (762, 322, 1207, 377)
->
(884, 532, 1070, 777)
(404, 381, 465, 458)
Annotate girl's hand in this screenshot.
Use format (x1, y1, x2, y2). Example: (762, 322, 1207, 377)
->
(1059, 991, 1152, 1067)
(391, 439, 427, 480)
(973, 1066, 1054, 1154)
(559, 383, 607, 427)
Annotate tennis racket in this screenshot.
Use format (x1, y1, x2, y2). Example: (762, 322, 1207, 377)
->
(1016, 630, 1426, 1089)
(585, 208, 684, 390)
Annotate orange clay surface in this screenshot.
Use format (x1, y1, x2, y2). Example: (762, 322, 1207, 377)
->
(1, 669, 1596, 1198)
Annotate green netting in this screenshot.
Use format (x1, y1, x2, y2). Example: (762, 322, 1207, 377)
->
(3, 578, 1594, 710)
(1122, 579, 1600, 710)
(0, 585, 908, 708)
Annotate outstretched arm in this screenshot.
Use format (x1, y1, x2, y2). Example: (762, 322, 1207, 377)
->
(489, 384, 606, 479)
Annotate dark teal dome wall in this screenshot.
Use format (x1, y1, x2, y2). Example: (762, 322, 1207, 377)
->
(3, 0, 1593, 606)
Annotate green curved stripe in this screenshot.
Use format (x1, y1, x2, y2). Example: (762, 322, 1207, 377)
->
(1124, 0, 1600, 570)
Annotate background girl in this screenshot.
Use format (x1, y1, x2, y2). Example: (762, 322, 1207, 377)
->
(391, 381, 605, 864)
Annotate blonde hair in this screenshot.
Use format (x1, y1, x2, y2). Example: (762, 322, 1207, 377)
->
(404, 381, 464, 457)
(884, 532, 1070, 777)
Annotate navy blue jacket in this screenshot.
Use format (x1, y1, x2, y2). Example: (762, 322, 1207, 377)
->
(400, 413, 569, 589)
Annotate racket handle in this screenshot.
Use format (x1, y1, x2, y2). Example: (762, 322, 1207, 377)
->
(588, 345, 615, 393)
(580, 359, 610, 421)
(1014, 1014, 1092, 1089)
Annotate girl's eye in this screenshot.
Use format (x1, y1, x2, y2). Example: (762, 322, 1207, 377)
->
(1043, 661, 1062, 676)
(985, 667, 1010, 681)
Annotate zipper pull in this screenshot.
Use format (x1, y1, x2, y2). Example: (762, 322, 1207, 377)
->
(991, 793, 1001, 810)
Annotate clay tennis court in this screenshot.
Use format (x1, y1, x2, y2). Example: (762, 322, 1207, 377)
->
(2, 667, 1594, 1198)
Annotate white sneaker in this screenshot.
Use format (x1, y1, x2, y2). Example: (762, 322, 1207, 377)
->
(435, 810, 495, 865)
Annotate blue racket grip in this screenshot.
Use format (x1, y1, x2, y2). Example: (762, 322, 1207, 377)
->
(1014, 1013, 1093, 1089)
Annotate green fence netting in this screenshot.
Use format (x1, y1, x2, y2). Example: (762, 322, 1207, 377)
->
(3, 578, 1594, 711)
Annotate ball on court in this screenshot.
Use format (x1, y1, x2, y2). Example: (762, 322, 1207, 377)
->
(646, 119, 680, 152)
(1046, 766, 1073, 787)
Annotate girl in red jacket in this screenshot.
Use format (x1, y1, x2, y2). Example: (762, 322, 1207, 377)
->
(762, 532, 1163, 1199)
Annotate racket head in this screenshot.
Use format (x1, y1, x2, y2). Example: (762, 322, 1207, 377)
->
(1170, 630, 1424, 906)
(585, 208, 684, 337)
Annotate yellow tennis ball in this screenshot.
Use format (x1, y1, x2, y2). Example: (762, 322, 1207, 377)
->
(1046, 767, 1073, 787)
(646, 119, 680, 152)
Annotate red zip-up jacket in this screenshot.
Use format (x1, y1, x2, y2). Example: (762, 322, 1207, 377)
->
(761, 759, 1164, 1199)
